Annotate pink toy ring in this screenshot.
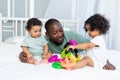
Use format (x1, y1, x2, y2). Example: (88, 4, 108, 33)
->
(54, 58, 64, 62)
(48, 55, 58, 63)
(69, 39, 78, 46)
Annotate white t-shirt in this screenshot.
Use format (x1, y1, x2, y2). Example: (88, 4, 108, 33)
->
(86, 35, 107, 68)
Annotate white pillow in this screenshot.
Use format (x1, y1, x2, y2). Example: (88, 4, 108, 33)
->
(4, 36, 25, 45)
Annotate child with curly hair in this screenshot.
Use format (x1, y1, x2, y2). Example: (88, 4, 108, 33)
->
(65, 14, 116, 70)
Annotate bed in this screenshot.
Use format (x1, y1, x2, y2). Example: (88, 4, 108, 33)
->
(0, 42, 120, 80)
(0, 14, 120, 80)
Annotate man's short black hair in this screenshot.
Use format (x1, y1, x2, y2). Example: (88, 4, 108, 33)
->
(45, 18, 60, 31)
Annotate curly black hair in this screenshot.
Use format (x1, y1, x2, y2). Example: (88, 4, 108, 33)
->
(26, 18, 42, 30)
(84, 14, 110, 34)
(45, 18, 62, 32)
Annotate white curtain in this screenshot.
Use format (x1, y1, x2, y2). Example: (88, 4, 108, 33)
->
(44, 0, 120, 50)
(44, 0, 73, 19)
(97, 0, 120, 50)
(76, 0, 97, 36)
(44, 0, 97, 34)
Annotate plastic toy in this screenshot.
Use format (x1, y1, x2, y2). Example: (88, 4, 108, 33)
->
(69, 39, 78, 46)
(60, 56, 76, 68)
(52, 39, 81, 69)
(52, 62, 63, 69)
(61, 39, 81, 62)
(48, 55, 63, 63)
(61, 48, 80, 62)
(48, 55, 58, 63)
(54, 58, 64, 62)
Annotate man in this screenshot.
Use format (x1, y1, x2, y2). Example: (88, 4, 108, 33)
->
(44, 18, 89, 53)
(19, 18, 115, 70)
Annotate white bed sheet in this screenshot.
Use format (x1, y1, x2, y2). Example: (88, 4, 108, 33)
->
(0, 43, 120, 80)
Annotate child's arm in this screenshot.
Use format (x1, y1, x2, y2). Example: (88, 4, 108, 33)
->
(40, 44, 52, 63)
(42, 44, 48, 59)
(42, 44, 52, 59)
(43, 44, 49, 55)
(67, 42, 97, 50)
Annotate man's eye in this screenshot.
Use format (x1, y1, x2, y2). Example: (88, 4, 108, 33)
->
(53, 32, 57, 34)
(60, 30, 63, 33)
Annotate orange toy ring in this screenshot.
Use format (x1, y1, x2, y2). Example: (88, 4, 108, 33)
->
(60, 60, 76, 67)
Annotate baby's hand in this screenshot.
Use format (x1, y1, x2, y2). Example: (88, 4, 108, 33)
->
(42, 54, 48, 59)
(27, 53, 33, 60)
(40, 59, 48, 64)
(66, 45, 75, 51)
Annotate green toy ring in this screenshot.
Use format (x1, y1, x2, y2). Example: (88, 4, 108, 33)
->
(52, 62, 63, 69)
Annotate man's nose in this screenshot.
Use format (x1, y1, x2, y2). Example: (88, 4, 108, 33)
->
(58, 32, 62, 36)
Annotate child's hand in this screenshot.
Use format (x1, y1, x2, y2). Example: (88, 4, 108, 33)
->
(27, 53, 34, 62)
(40, 59, 48, 64)
(66, 45, 75, 51)
(42, 54, 48, 59)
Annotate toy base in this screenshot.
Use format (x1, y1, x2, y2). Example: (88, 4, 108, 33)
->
(60, 60, 76, 67)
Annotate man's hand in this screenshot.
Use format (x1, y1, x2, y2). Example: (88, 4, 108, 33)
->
(19, 52, 28, 63)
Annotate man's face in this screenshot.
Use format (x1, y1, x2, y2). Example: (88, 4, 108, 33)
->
(46, 23, 64, 45)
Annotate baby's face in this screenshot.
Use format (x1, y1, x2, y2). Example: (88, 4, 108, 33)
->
(85, 24, 100, 38)
(28, 25, 42, 38)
